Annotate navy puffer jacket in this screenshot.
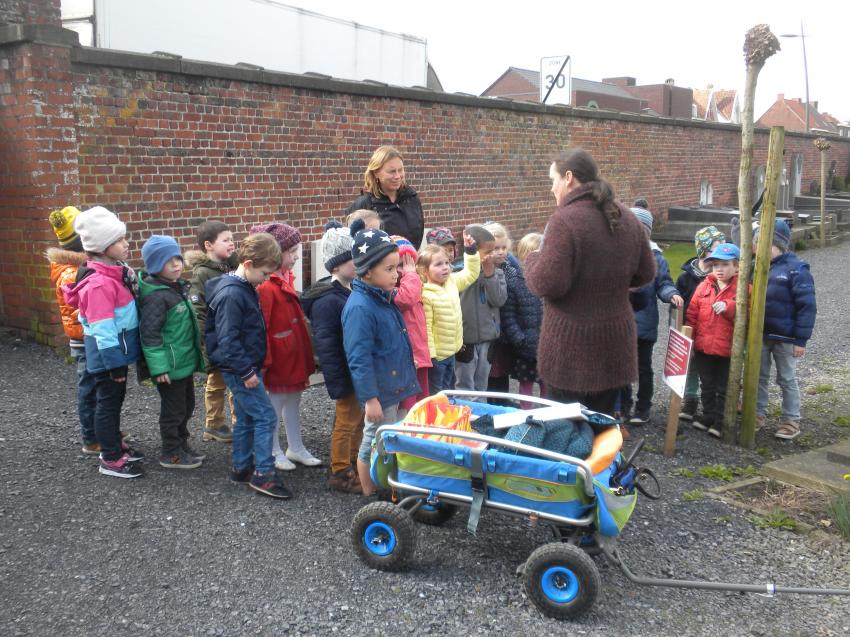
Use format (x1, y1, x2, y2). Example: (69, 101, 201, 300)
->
(301, 277, 353, 400)
(632, 248, 678, 342)
(763, 252, 816, 346)
(205, 274, 266, 381)
(499, 254, 543, 361)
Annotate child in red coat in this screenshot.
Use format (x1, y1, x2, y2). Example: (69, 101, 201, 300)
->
(251, 223, 321, 471)
(685, 243, 741, 438)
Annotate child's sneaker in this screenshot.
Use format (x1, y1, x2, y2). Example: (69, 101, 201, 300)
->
(707, 426, 722, 438)
(99, 454, 144, 478)
(691, 418, 708, 431)
(159, 450, 203, 470)
(181, 441, 206, 461)
(628, 412, 650, 426)
(121, 441, 145, 462)
(229, 465, 254, 483)
(679, 398, 698, 422)
(202, 425, 233, 443)
(249, 472, 293, 499)
(81, 442, 101, 455)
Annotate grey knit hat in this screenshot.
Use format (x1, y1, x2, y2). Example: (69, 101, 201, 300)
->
(350, 219, 398, 276)
(322, 220, 353, 271)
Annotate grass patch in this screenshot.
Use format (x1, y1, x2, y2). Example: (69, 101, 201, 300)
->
(811, 383, 834, 394)
(756, 447, 772, 458)
(828, 493, 850, 541)
(796, 433, 816, 449)
(642, 443, 659, 454)
(749, 508, 798, 531)
(712, 515, 732, 524)
(834, 415, 850, 427)
(698, 464, 759, 481)
(683, 489, 704, 502)
(670, 468, 694, 478)
(662, 243, 695, 278)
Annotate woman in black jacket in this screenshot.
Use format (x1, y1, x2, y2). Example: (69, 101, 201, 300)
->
(345, 145, 424, 248)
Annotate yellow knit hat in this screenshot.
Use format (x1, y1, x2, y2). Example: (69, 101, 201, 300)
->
(49, 206, 82, 248)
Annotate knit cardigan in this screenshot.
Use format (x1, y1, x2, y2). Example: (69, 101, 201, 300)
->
(525, 183, 656, 393)
(421, 250, 480, 360)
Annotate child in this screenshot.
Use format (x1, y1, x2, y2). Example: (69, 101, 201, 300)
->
(187, 220, 237, 443)
(426, 227, 458, 265)
(676, 225, 726, 422)
(250, 223, 321, 470)
(139, 235, 205, 469)
(205, 233, 292, 499)
(685, 243, 742, 438)
(345, 208, 382, 231)
(624, 208, 683, 426)
(342, 221, 419, 496)
(392, 236, 431, 411)
(62, 206, 144, 478)
(500, 232, 545, 406)
(456, 223, 507, 394)
(47, 206, 99, 455)
(754, 220, 817, 440)
(302, 220, 363, 494)
(418, 234, 480, 395)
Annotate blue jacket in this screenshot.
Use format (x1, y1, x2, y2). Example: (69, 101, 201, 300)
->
(633, 247, 678, 342)
(342, 279, 419, 408)
(301, 277, 353, 400)
(204, 274, 267, 381)
(763, 252, 816, 346)
(499, 254, 543, 361)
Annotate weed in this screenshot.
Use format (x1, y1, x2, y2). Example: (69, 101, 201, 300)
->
(735, 465, 759, 478)
(756, 447, 772, 458)
(750, 508, 798, 531)
(642, 443, 659, 454)
(828, 493, 850, 541)
(683, 489, 704, 502)
(670, 468, 694, 478)
(811, 384, 834, 394)
(698, 464, 735, 481)
(767, 404, 782, 418)
(796, 433, 816, 449)
(712, 516, 732, 524)
(834, 415, 850, 428)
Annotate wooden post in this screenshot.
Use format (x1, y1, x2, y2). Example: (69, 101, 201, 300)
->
(814, 137, 831, 248)
(740, 126, 784, 448)
(664, 308, 691, 457)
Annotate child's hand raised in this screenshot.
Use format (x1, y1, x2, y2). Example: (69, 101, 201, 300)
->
(401, 253, 417, 273)
(462, 232, 476, 249)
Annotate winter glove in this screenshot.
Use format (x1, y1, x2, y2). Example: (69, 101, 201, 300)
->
(711, 301, 727, 315)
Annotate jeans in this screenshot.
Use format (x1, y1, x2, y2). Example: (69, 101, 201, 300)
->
(222, 372, 276, 475)
(330, 392, 364, 474)
(358, 403, 399, 463)
(72, 349, 97, 445)
(546, 384, 619, 418)
(454, 341, 492, 394)
(156, 376, 195, 455)
(93, 368, 128, 461)
(428, 356, 456, 395)
(619, 339, 655, 417)
(757, 341, 801, 422)
(693, 352, 731, 429)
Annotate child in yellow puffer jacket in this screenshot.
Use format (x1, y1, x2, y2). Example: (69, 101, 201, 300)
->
(418, 232, 479, 395)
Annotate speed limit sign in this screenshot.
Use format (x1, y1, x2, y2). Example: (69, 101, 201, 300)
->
(539, 55, 571, 105)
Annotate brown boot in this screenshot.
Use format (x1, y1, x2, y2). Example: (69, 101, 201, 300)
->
(328, 468, 363, 494)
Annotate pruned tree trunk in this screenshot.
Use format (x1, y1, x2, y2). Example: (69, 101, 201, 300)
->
(723, 25, 779, 444)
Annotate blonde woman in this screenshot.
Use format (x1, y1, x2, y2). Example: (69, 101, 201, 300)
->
(345, 145, 424, 247)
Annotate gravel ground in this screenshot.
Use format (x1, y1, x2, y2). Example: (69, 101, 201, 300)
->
(1, 242, 849, 636)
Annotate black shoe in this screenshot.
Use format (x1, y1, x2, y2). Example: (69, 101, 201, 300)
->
(229, 465, 254, 483)
(121, 442, 145, 462)
(181, 441, 206, 461)
(629, 412, 650, 426)
(99, 454, 144, 479)
(249, 472, 293, 499)
(159, 450, 203, 470)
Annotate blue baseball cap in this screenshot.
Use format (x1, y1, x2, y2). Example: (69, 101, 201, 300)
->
(705, 242, 740, 261)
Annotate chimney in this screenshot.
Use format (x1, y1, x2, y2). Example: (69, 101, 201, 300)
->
(777, 93, 784, 101)
(812, 100, 818, 111)
(665, 78, 675, 86)
(602, 76, 636, 87)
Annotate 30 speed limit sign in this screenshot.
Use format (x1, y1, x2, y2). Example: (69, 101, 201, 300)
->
(539, 55, 571, 105)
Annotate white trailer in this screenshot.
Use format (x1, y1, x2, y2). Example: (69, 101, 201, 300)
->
(62, 0, 429, 87)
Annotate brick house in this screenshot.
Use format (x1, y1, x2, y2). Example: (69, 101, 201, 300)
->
(692, 87, 740, 124)
(757, 94, 840, 134)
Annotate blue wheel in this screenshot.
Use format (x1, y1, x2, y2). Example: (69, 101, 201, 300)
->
(523, 543, 600, 619)
(351, 502, 416, 571)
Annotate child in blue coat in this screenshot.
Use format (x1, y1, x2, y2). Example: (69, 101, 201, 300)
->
(342, 221, 419, 496)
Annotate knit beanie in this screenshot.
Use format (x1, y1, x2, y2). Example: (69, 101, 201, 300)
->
(142, 235, 183, 274)
(631, 207, 654, 231)
(322, 220, 353, 271)
(754, 219, 791, 253)
(426, 227, 456, 246)
(249, 222, 301, 252)
(49, 206, 83, 251)
(694, 225, 726, 260)
(391, 235, 418, 261)
(350, 218, 398, 276)
(74, 206, 126, 254)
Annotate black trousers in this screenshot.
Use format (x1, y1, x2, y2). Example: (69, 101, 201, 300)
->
(94, 369, 128, 461)
(157, 376, 195, 455)
(546, 384, 620, 418)
(620, 339, 655, 417)
(693, 352, 730, 428)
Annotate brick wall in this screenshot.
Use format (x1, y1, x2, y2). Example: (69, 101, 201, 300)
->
(2, 2, 849, 347)
(0, 0, 59, 26)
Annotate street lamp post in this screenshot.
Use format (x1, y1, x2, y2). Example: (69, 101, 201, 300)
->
(781, 24, 809, 133)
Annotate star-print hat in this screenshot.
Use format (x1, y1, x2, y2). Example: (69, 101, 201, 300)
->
(350, 218, 398, 276)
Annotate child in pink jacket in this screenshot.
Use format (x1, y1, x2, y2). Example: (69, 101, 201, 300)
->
(392, 236, 431, 411)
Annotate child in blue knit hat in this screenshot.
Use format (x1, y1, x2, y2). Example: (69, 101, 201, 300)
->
(139, 235, 206, 469)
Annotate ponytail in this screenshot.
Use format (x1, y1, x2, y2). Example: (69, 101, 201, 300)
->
(592, 178, 621, 232)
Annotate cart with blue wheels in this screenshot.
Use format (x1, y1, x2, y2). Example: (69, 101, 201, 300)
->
(350, 391, 850, 620)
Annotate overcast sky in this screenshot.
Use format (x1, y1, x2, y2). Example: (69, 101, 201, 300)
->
(298, 0, 848, 122)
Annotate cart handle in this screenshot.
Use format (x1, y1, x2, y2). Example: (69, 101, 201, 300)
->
(374, 424, 597, 499)
(439, 389, 568, 410)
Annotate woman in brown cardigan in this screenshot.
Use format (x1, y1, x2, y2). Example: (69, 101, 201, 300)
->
(525, 149, 656, 415)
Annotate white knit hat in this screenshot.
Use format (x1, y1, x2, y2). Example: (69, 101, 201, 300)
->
(322, 220, 353, 271)
(74, 206, 126, 253)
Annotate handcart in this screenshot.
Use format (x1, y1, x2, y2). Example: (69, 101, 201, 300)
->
(350, 391, 850, 620)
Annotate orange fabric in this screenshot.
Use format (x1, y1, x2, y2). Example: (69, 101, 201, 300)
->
(403, 394, 481, 447)
(50, 261, 83, 341)
(586, 426, 623, 475)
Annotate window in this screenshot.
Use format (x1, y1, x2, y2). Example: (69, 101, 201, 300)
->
(700, 179, 713, 206)
(586, 100, 599, 109)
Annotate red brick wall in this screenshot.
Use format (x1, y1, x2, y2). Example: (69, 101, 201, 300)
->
(0, 0, 59, 26)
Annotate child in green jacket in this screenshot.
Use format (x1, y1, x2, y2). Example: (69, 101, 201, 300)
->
(139, 235, 205, 469)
